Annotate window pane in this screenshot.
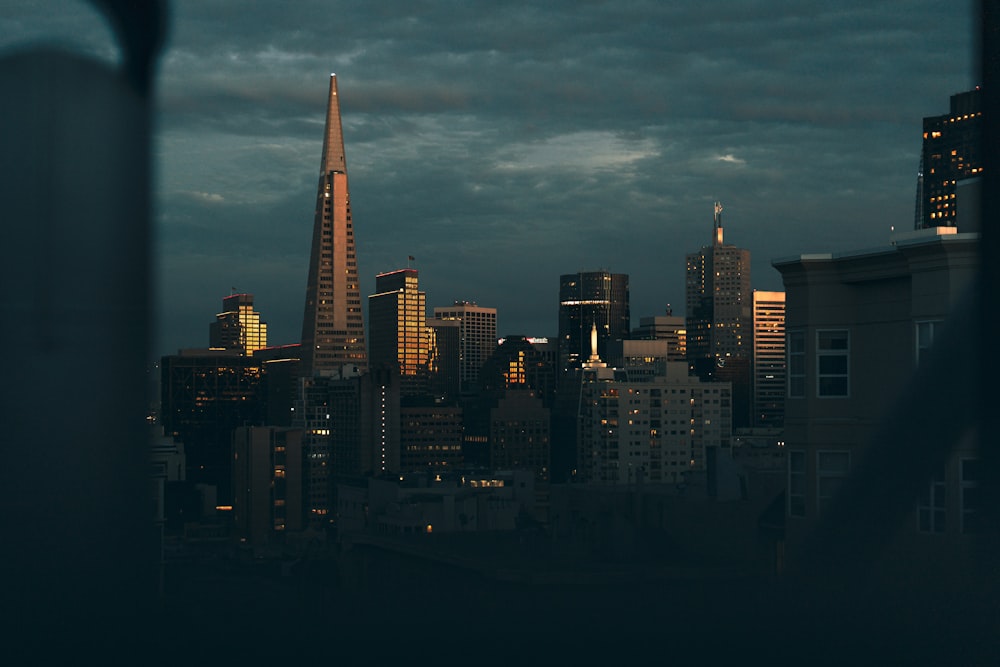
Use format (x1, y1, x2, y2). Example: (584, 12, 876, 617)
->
(819, 377, 848, 396)
(818, 331, 848, 350)
(818, 356, 847, 374)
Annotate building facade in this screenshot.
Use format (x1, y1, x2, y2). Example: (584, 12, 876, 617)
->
(368, 268, 429, 396)
(917, 87, 982, 230)
(558, 270, 630, 373)
(300, 74, 367, 377)
(432, 301, 497, 392)
(577, 362, 732, 485)
(630, 313, 687, 362)
(773, 228, 979, 559)
(752, 290, 786, 427)
(209, 292, 267, 355)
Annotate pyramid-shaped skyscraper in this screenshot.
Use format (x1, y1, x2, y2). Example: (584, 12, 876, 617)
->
(300, 74, 367, 376)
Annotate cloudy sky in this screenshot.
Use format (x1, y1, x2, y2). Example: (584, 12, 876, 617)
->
(2, 1, 977, 357)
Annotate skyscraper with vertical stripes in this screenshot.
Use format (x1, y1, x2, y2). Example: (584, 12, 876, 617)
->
(300, 74, 367, 377)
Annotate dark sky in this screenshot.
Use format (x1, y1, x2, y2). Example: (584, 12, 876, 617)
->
(2, 1, 977, 357)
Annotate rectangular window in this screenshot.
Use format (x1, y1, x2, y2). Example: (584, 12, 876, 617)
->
(961, 458, 981, 534)
(816, 330, 849, 398)
(788, 330, 805, 398)
(917, 469, 946, 533)
(788, 450, 806, 517)
(915, 320, 943, 366)
(817, 450, 850, 514)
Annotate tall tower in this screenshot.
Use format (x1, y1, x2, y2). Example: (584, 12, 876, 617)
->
(916, 87, 983, 230)
(558, 271, 630, 373)
(368, 268, 429, 396)
(300, 74, 367, 377)
(685, 203, 752, 427)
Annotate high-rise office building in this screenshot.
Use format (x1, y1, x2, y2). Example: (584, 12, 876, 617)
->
(686, 203, 752, 369)
(432, 301, 498, 392)
(631, 312, 687, 362)
(752, 290, 786, 427)
(916, 87, 983, 230)
(369, 268, 429, 396)
(300, 74, 367, 377)
(557, 270, 630, 373)
(209, 292, 267, 355)
(686, 203, 752, 427)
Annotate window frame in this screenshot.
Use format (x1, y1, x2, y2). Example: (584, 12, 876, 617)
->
(816, 449, 850, 514)
(787, 329, 806, 399)
(816, 329, 850, 398)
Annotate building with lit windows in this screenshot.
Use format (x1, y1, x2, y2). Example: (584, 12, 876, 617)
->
(209, 292, 267, 355)
(685, 203, 752, 427)
(577, 361, 732, 485)
(752, 290, 785, 427)
(916, 87, 982, 230)
(490, 388, 551, 483)
(400, 403, 464, 471)
(369, 268, 429, 396)
(300, 74, 367, 377)
(630, 312, 686, 362)
(160, 348, 264, 506)
(232, 426, 304, 546)
(773, 227, 979, 582)
(557, 270, 630, 373)
(432, 301, 497, 392)
(426, 318, 461, 401)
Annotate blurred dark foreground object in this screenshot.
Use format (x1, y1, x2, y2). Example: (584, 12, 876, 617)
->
(0, 0, 166, 652)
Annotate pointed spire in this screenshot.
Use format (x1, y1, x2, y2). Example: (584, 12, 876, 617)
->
(320, 73, 347, 175)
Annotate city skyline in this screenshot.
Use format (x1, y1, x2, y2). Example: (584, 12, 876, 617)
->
(0, 2, 977, 357)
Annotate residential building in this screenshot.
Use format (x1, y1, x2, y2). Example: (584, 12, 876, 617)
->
(773, 226, 979, 584)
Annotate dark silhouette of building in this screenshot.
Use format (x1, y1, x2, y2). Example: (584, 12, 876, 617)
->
(917, 87, 983, 230)
(300, 74, 367, 377)
(558, 270, 630, 374)
(160, 348, 265, 505)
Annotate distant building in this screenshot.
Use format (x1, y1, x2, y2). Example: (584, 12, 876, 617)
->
(577, 360, 732, 485)
(209, 292, 267, 355)
(400, 403, 464, 471)
(232, 426, 304, 546)
(432, 301, 497, 392)
(630, 313, 687, 362)
(159, 348, 264, 505)
(368, 268, 429, 396)
(426, 318, 461, 401)
(299, 74, 367, 377)
(752, 290, 786, 427)
(916, 87, 982, 230)
(685, 202, 752, 427)
(490, 388, 551, 482)
(557, 270, 630, 373)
